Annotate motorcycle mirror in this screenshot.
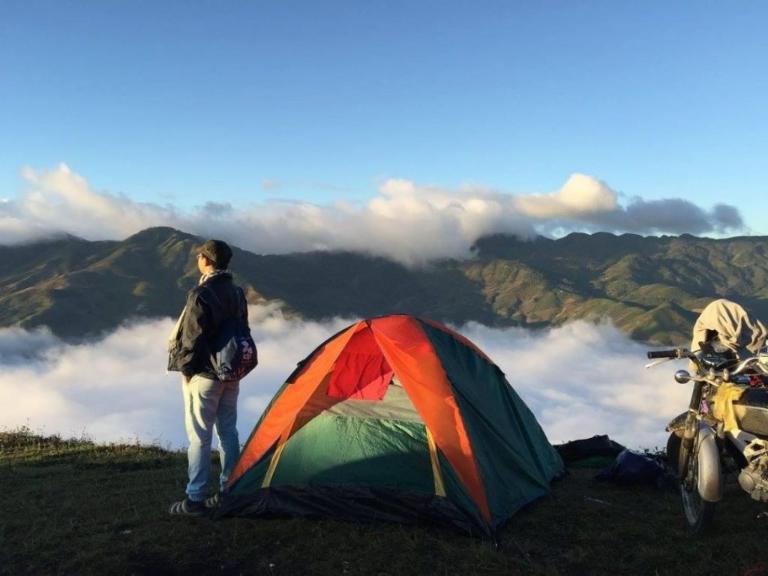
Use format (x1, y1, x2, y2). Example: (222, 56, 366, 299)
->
(674, 370, 692, 384)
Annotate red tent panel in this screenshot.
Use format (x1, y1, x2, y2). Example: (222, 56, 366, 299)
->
(326, 327, 393, 400)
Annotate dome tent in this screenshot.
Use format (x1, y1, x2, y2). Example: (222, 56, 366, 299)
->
(218, 315, 563, 536)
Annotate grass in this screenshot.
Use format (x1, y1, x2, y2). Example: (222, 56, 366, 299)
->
(2, 428, 768, 575)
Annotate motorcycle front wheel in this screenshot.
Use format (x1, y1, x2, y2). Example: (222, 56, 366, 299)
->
(673, 430, 716, 534)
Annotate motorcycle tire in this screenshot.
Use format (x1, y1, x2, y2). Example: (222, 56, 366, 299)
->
(676, 429, 716, 534)
(666, 431, 681, 472)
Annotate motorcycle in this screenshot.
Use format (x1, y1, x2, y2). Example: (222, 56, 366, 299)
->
(647, 344, 768, 533)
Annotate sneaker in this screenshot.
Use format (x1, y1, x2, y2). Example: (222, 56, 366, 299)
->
(205, 492, 223, 509)
(168, 497, 207, 517)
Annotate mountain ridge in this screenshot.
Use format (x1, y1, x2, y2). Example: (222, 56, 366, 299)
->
(2, 226, 768, 345)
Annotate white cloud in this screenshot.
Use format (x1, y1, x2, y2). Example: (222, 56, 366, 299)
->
(513, 173, 618, 219)
(0, 308, 688, 451)
(0, 326, 60, 364)
(15, 163, 177, 240)
(0, 164, 744, 264)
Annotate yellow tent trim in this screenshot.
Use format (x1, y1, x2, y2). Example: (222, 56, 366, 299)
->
(261, 426, 292, 488)
(426, 427, 446, 497)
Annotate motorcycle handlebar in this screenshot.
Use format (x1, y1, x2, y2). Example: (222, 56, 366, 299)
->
(647, 349, 680, 359)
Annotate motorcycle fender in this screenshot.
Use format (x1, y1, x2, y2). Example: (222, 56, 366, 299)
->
(666, 412, 687, 435)
(696, 423, 723, 503)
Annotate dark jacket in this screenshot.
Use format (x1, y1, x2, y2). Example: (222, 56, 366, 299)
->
(167, 272, 249, 379)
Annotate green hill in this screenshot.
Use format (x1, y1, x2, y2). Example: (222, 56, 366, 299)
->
(2, 227, 768, 344)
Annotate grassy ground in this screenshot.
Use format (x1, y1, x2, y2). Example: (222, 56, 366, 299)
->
(2, 429, 768, 576)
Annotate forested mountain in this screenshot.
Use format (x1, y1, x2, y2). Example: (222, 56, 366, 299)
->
(2, 227, 767, 344)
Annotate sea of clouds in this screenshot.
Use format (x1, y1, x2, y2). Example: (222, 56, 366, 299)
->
(0, 305, 690, 451)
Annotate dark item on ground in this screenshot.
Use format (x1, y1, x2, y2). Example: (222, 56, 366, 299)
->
(595, 449, 674, 487)
(555, 435, 626, 465)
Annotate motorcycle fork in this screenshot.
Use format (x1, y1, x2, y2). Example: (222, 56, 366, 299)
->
(680, 381, 705, 487)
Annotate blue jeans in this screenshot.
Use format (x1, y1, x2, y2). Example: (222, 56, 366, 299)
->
(182, 374, 240, 501)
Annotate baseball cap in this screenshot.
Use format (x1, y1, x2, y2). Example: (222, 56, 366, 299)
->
(197, 239, 233, 269)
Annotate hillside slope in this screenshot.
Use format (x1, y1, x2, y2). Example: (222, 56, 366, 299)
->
(1, 227, 767, 344)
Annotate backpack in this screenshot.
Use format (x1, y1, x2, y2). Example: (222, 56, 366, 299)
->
(205, 286, 258, 382)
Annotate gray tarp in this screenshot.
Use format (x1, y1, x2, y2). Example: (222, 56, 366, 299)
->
(690, 298, 768, 359)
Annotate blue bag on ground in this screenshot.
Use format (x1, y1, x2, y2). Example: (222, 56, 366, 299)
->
(595, 449, 666, 485)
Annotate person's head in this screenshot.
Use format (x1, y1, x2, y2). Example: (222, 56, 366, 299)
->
(196, 239, 233, 274)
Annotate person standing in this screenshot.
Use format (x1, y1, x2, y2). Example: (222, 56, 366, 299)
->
(167, 239, 248, 516)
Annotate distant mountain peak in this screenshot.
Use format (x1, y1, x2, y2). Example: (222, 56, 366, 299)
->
(124, 226, 199, 244)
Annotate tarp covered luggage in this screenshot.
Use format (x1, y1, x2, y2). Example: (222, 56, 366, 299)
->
(691, 298, 767, 359)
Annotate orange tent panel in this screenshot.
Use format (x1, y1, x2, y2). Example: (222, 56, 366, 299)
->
(369, 316, 491, 522)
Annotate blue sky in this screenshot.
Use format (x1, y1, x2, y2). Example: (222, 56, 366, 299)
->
(1, 1, 767, 242)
